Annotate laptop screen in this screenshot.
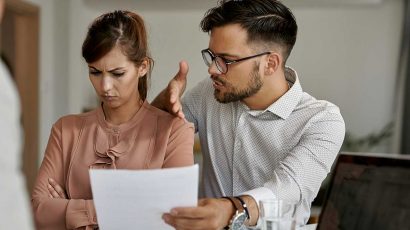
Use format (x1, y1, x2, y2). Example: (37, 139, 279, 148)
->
(317, 152, 410, 230)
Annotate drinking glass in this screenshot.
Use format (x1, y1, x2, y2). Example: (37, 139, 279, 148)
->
(259, 199, 296, 230)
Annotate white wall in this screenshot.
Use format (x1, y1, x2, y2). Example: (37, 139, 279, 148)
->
(32, 0, 404, 160)
(289, 1, 403, 152)
(25, 0, 70, 160)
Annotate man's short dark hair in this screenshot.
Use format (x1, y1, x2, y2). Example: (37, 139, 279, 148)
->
(200, 0, 298, 64)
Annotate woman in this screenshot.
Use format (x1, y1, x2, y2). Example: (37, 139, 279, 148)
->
(31, 10, 194, 229)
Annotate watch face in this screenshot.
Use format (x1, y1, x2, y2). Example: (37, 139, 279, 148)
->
(232, 212, 247, 229)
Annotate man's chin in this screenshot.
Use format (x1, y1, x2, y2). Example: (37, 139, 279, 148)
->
(215, 97, 230, 104)
(214, 91, 234, 104)
(214, 91, 226, 103)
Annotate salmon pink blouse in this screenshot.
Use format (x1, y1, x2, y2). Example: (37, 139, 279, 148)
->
(32, 101, 194, 229)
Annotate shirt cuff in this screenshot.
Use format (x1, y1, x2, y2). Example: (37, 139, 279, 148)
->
(86, 200, 98, 225)
(240, 187, 276, 229)
(66, 199, 98, 229)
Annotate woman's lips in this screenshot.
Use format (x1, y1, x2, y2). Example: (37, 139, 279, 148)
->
(102, 95, 116, 101)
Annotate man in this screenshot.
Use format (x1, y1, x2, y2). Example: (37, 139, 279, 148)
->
(157, 0, 345, 229)
(0, 0, 34, 228)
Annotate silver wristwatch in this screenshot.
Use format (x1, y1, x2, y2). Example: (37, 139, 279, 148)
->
(224, 197, 248, 230)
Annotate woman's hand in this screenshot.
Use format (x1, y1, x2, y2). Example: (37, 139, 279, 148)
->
(47, 178, 67, 199)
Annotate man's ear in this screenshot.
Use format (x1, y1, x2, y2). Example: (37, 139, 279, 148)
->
(264, 52, 281, 75)
(138, 58, 149, 77)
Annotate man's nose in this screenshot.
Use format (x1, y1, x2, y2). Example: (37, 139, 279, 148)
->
(208, 60, 221, 76)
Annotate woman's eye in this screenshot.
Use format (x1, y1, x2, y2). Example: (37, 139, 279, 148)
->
(89, 71, 101, 76)
(112, 72, 125, 77)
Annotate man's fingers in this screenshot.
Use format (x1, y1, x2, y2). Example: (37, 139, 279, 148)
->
(173, 61, 188, 96)
(175, 61, 189, 81)
(171, 217, 210, 230)
(198, 199, 208, 206)
(163, 213, 219, 230)
(171, 102, 181, 113)
(164, 199, 229, 230)
(164, 61, 189, 118)
(170, 206, 209, 219)
(177, 110, 185, 120)
(168, 96, 185, 119)
(169, 85, 180, 104)
(170, 103, 185, 120)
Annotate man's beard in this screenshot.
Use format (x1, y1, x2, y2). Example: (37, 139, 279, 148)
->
(213, 63, 263, 103)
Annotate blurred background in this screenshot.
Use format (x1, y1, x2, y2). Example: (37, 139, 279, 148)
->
(1, 0, 408, 215)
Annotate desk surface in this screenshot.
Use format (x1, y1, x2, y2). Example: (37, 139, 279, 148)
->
(298, 224, 317, 230)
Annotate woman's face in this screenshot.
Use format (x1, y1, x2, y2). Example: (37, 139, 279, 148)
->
(88, 45, 147, 110)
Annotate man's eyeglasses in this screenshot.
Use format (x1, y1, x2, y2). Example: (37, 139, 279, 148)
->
(201, 48, 271, 74)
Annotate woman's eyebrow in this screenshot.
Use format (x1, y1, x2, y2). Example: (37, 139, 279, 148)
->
(88, 66, 100, 71)
(108, 67, 126, 72)
(87, 66, 126, 72)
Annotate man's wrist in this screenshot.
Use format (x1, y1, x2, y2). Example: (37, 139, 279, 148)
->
(235, 196, 251, 226)
(219, 197, 236, 229)
(221, 196, 250, 229)
(238, 195, 259, 226)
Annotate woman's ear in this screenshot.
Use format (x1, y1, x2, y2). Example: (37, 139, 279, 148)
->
(138, 58, 149, 77)
(264, 52, 281, 75)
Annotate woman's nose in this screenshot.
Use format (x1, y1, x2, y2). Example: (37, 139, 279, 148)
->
(102, 76, 113, 92)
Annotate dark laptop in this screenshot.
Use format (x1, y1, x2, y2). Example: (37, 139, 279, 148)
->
(317, 152, 410, 230)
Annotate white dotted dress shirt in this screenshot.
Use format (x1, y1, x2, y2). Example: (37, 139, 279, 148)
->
(182, 67, 345, 226)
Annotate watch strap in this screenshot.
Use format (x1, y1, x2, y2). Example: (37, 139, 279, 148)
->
(222, 196, 246, 230)
(234, 196, 251, 225)
(223, 196, 244, 212)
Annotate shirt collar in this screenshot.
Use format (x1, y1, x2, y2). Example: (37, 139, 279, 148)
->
(247, 66, 303, 119)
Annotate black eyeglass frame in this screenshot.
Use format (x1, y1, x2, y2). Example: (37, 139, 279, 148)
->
(201, 48, 271, 74)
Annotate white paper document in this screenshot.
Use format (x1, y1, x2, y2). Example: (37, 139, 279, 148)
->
(89, 164, 198, 230)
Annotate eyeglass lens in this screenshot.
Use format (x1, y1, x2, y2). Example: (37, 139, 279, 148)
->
(202, 50, 227, 73)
